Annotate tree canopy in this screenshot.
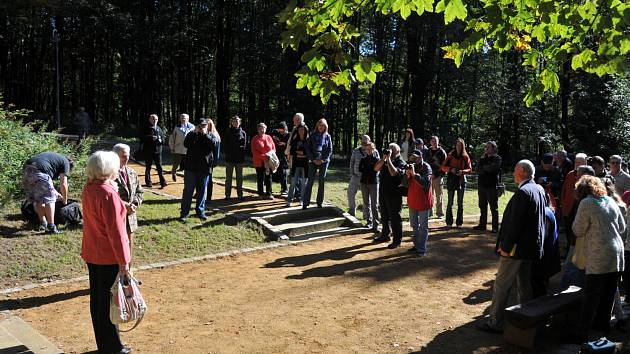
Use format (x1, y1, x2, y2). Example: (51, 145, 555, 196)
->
(279, 0, 630, 105)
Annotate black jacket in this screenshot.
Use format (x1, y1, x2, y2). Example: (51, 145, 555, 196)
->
(495, 179, 546, 260)
(425, 147, 447, 177)
(183, 130, 220, 174)
(477, 154, 502, 188)
(224, 127, 248, 163)
(142, 125, 164, 154)
(270, 129, 290, 169)
(378, 155, 405, 193)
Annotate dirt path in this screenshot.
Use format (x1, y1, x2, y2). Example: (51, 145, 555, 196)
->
(3, 221, 519, 354)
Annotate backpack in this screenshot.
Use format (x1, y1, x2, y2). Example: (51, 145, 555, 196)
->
(56, 200, 82, 225)
(20, 199, 82, 225)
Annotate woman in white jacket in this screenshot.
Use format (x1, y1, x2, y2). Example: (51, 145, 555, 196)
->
(169, 113, 195, 181)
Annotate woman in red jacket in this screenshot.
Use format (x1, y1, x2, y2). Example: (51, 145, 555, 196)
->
(441, 138, 472, 228)
(81, 150, 132, 354)
(251, 122, 276, 199)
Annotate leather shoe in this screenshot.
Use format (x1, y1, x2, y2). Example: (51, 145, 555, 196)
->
(372, 235, 391, 244)
(387, 242, 401, 249)
(490, 229, 498, 234)
(476, 321, 502, 334)
(472, 225, 486, 231)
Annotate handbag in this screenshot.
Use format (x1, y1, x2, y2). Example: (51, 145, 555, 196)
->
(578, 337, 616, 353)
(572, 236, 587, 270)
(110, 272, 147, 332)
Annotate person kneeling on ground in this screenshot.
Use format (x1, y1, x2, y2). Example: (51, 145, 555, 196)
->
(406, 149, 433, 257)
(22, 151, 74, 234)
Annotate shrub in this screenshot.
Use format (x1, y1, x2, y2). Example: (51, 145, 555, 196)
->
(0, 105, 90, 207)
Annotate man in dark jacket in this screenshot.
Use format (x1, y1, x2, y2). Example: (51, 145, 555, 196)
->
(142, 114, 167, 188)
(473, 141, 502, 233)
(271, 121, 290, 195)
(179, 118, 220, 222)
(478, 159, 546, 333)
(373, 143, 406, 248)
(223, 116, 248, 200)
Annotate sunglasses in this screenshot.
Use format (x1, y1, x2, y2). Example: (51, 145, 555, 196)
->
(610, 161, 620, 165)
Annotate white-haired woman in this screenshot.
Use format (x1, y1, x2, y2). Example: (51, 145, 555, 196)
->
(303, 118, 333, 208)
(81, 151, 132, 354)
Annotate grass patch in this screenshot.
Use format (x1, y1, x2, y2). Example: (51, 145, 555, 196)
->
(0, 192, 265, 289)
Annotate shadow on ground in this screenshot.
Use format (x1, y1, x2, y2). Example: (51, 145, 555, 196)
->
(265, 229, 500, 282)
(0, 288, 89, 311)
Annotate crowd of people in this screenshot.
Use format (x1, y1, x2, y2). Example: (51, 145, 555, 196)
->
(20, 111, 630, 350)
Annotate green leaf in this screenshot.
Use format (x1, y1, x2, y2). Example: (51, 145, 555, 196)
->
(354, 63, 367, 82)
(571, 48, 595, 70)
(443, 0, 467, 24)
(522, 50, 539, 68)
(540, 69, 560, 94)
(422, 0, 434, 12)
(366, 70, 377, 83)
(400, 3, 412, 19)
(435, 0, 445, 13)
(524, 81, 545, 107)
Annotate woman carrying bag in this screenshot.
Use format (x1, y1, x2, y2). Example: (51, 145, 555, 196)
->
(441, 138, 472, 228)
(81, 151, 133, 354)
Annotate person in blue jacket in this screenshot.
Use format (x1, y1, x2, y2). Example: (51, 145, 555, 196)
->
(303, 118, 333, 209)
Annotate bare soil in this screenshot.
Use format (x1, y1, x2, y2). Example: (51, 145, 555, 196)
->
(3, 221, 523, 354)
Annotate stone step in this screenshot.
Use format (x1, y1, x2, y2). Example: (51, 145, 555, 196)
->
(289, 226, 366, 241)
(0, 315, 62, 354)
(274, 216, 347, 237)
(255, 206, 340, 224)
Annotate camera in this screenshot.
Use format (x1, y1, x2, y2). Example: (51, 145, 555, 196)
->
(382, 148, 391, 156)
(405, 163, 414, 170)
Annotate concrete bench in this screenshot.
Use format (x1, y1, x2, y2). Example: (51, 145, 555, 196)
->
(503, 285, 582, 349)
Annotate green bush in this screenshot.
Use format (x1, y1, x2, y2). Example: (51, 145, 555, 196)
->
(0, 105, 90, 206)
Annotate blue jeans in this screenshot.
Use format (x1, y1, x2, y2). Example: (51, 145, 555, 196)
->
(446, 183, 466, 226)
(287, 167, 307, 204)
(559, 246, 586, 290)
(303, 161, 328, 207)
(180, 170, 210, 217)
(409, 208, 430, 254)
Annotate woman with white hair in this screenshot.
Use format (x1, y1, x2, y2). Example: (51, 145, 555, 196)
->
(81, 150, 132, 354)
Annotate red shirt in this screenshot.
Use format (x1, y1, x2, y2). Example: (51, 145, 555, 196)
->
(560, 170, 577, 217)
(251, 134, 275, 168)
(407, 175, 433, 211)
(81, 181, 131, 267)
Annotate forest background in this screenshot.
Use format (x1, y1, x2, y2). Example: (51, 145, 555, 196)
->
(1, 0, 629, 167)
